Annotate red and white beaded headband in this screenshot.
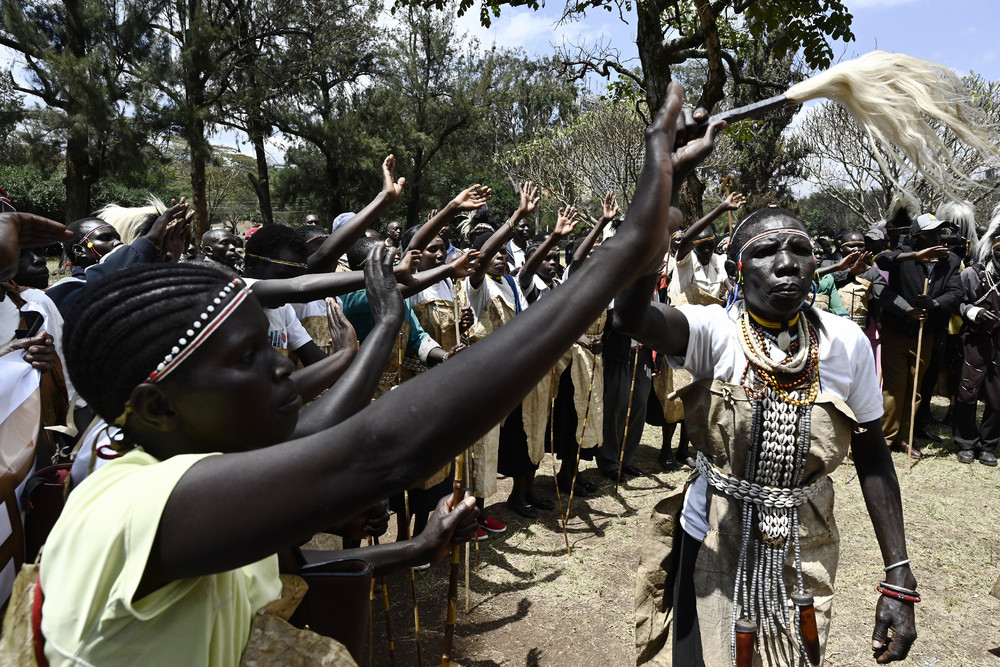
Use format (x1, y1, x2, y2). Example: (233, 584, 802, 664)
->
(146, 279, 250, 384)
(736, 228, 812, 259)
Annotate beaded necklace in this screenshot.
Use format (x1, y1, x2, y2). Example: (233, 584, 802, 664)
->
(723, 304, 820, 667)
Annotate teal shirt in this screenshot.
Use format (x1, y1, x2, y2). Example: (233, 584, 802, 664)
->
(816, 274, 848, 316)
(340, 289, 431, 355)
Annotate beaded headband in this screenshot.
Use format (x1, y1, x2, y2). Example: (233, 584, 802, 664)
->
(112, 279, 249, 428)
(692, 235, 717, 246)
(306, 234, 329, 244)
(736, 228, 811, 259)
(146, 279, 249, 384)
(245, 252, 309, 269)
(992, 238, 1000, 249)
(80, 223, 114, 245)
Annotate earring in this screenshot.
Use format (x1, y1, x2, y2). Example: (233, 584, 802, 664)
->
(801, 281, 818, 311)
(725, 283, 740, 312)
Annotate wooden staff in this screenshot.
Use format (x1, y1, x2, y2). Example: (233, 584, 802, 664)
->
(548, 395, 571, 555)
(441, 479, 464, 667)
(616, 346, 642, 495)
(373, 537, 398, 667)
(369, 536, 376, 667)
(563, 357, 597, 525)
(402, 490, 424, 667)
(464, 444, 473, 613)
(720, 174, 735, 236)
(907, 276, 930, 469)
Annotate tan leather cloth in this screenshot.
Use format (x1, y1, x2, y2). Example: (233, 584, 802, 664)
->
(401, 299, 458, 489)
(636, 379, 856, 666)
(299, 316, 334, 356)
(464, 290, 516, 498)
(569, 311, 608, 449)
(521, 351, 572, 464)
(838, 277, 872, 328)
(373, 321, 411, 399)
(0, 562, 39, 665)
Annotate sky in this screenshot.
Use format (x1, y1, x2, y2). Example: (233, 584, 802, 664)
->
(453, 0, 1000, 83)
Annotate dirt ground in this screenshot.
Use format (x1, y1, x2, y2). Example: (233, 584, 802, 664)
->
(349, 398, 999, 667)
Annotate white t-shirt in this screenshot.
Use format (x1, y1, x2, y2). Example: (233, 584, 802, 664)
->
(242, 278, 312, 352)
(407, 276, 454, 309)
(670, 303, 883, 540)
(465, 274, 528, 322)
(505, 240, 526, 271)
(668, 252, 727, 300)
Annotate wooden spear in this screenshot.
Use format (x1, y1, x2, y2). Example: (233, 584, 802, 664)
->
(441, 479, 464, 667)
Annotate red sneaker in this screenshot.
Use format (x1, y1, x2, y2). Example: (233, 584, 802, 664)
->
(478, 516, 507, 534)
(473, 527, 489, 541)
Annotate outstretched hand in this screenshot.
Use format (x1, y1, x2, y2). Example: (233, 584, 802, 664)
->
(381, 155, 406, 202)
(393, 249, 421, 286)
(144, 198, 190, 248)
(555, 206, 578, 236)
(914, 245, 949, 263)
(601, 191, 620, 221)
(364, 244, 403, 326)
(515, 181, 540, 220)
(723, 192, 746, 211)
(449, 249, 481, 279)
(453, 184, 493, 212)
(871, 596, 917, 663)
(325, 297, 358, 354)
(160, 217, 191, 263)
(0, 212, 72, 280)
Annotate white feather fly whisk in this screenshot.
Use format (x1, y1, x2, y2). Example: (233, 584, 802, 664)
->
(711, 51, 1000, 199)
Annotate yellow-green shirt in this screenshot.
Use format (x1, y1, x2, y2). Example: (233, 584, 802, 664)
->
(40, 449, 281, 666)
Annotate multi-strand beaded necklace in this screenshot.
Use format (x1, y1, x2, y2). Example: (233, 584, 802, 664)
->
(722, 304, 821, 666)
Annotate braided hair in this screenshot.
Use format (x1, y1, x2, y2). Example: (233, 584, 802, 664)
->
(243, 224, 307, 275)
(64, 263, 234, 424)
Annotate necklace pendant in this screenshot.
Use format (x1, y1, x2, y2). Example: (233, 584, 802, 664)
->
(776, 330, 792, 351)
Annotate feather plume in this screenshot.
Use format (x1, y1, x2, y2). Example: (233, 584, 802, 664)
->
(786, 51, 1000, 199)
(96, 196, 167, 244)
(936, 200, 978, 256)
(975, 203, 1000, 264)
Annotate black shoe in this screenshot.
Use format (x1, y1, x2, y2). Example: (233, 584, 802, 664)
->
(890, 442, 923, 460)
(979, 450, 998, 467)
(623, 464, 648, 478)
(506, 497, 538, 518)
(915, 426, 943, 443)
(557, 477, 593, 497)
(526, 493, 554, 511)
(658, 454, 680, 472)
(957, 450, 976, 464)
(600, 468, 623, 482)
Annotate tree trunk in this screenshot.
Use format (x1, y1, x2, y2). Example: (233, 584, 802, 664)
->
(248, 120, 273, 225)
(63, 125, 93, 222)
(322, 150, 343, 217)
(188, 114, 211, 238)
(635, 0, 671, 114)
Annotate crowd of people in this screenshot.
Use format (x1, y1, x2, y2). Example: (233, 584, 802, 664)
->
(4, 83, 991, 665)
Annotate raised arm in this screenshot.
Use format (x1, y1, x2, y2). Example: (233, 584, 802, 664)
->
(293, 253, 405, 437)
(0, 212, 73, 279)
(405, 185, 492, 253)
(141, 81, 713, 586)
(674, 192, 744, 260)
(469, 181, 539, 287)
(399, 250, 481, 299)
(613, 110, 727, 355)
(519, 205, 577, 291)
(306, 155, 405, 273)
(568, 191, 619, 276)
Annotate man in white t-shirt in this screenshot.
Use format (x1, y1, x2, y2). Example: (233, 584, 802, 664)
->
(615, 208, 917, 667)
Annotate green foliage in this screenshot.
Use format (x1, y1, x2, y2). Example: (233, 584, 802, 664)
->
(743, 0, 854, 71)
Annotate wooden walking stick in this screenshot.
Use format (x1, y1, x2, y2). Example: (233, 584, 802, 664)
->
(463, 445, 472, 613)
(720, 174, 735, 236)
(402, 490, 425, 667)
(548, 394, 571, 555)
(616, 346, 642, 495)
(907, 276, 930, 469)
(441, 479, 465, 667)
(373, 536, 398, 667)
(563, 357, 596, 525)
(369, 536, 376, 667)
